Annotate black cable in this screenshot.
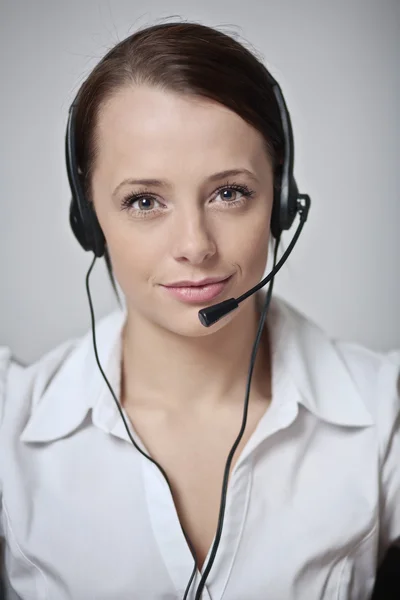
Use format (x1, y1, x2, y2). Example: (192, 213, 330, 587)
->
(235, 195, 308, 305)
(189, 233, 280, 600)
(86, 232, 280, 600)
(85, 256, 199, 595)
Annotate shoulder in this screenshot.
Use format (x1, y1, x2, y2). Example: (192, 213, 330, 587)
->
(275, 295, 399, 384)
(0, 309, 124, 432)
(274, 295, 400, 441)
(335, 339, 399, 444)
(0, 338, 78, 431)
(334, 339, 400, 409)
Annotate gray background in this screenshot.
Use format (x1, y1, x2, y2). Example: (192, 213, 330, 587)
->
(0, 0, 399, 364)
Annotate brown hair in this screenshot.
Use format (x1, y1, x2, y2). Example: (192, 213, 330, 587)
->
(72, 20, 285, 295)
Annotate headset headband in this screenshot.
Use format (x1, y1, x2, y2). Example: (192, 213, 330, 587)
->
(65, 72, 300, 257)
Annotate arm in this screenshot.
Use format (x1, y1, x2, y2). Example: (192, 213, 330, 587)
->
(0, 347, 12, 595)
(378, 350, 400, 555)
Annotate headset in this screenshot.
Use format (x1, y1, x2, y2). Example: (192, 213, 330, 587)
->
(65, 70, 311, 600)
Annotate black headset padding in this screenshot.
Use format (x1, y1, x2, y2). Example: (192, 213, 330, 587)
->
(65, 103, 105, 257)
(267, 73, 299, 239)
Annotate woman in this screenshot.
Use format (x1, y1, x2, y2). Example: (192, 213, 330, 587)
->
(0, 21, 399, 600)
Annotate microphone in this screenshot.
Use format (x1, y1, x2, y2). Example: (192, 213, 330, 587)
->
(198, 194, 310, 327)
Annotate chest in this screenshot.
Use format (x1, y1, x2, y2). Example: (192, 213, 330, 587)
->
(125, 400, 269, 570)
(3, 408, 379, 599)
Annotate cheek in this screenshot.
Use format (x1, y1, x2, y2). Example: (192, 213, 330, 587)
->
(101, 219, 164, 292)
(226, 204, 271, 271)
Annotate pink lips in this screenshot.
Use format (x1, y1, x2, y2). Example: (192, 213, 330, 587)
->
(161, 276, 232, 304)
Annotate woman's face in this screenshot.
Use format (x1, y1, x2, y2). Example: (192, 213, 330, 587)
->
(91, 85, 274, 336)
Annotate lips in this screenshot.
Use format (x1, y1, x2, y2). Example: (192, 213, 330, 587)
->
(164, 276, 231, 288)
(161, 275, 233, 304)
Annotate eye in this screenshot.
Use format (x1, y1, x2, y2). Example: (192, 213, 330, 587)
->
(217, 188, 242, 202)
(136, 197, 157, 210)
(213, 183, 255, 206)
(123, 195, 160, 211)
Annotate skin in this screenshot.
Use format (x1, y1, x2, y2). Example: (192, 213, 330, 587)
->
(91, 84, 275, 568)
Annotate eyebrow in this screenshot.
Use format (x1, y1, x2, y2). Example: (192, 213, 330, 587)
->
(112, 168, 259, 198)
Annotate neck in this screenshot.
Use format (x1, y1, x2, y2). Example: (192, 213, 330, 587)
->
(121, 294, 271, 414)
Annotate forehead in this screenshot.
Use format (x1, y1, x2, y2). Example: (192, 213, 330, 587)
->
(94, 85, 269, 178)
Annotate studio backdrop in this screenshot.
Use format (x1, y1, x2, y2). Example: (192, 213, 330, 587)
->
(0, 0, 399, 363)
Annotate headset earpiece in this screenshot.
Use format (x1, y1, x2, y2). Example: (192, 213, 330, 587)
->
(65, 102, 105, 258)
(69, 195, 105, 258)
(267, 73, 301, 240)
(270, 169, 299, 239)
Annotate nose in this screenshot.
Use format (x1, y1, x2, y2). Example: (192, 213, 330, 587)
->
(171, 207, 217, 265)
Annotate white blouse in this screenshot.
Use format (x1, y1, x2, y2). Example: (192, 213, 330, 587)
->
(0, 294, 399, 600)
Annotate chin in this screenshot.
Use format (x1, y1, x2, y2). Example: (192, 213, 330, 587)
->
(157, 304, 238, 337)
